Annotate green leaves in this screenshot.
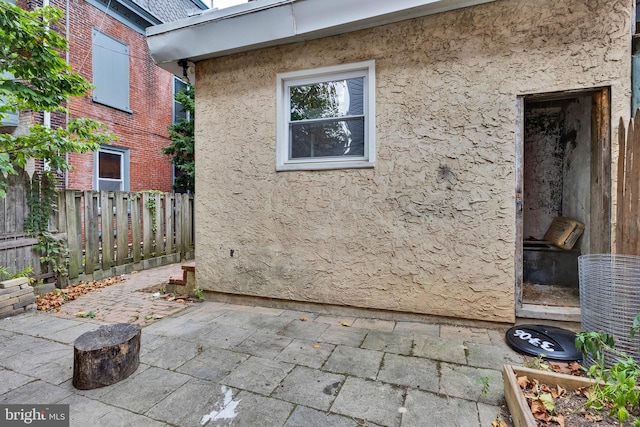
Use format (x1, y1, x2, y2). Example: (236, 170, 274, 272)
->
(0, 3, 115, 197)
(575, 325, 640, 424)
(163, 84, 194, 192)
(0, 3, 90, 114)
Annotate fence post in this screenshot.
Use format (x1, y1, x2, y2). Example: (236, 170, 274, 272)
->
(115, 192, 128, 264)
(101, 191, 114, 270)
(165, 193, 174, 255)
(64, 190, 81, 280)
(175, 195, 183, 259)
(154, 193, 163, 256)
(142, 192, 153, 259)
(131, 194, 141, 264)
(84, 191, 98, 274)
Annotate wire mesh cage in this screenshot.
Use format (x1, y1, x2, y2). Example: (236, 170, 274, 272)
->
(579, 254, 640, 367)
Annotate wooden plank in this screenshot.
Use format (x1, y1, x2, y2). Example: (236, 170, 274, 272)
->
(622, 116, 635, 254)
(187, 195, 194, 249)
(84, 191, 99, 274)
(181, 194, 190, 255)
(164, 194, 174, 255)
(115, 192, 129, 264)
(131, 195, 141, 264)
(142, 193, 153, 259)
(154, 193, 163, 255)
(0, 191, 5, 235)
(0, 237, 39, 251)
(65, 191, 81, 279)
(590, 89, 611, 254)
(101, 191, 114, 270)
(5, 173, 20, 234)
(633, 109, 640, 256)
(175, 195, 183, 258)
(616, 117, 626, 254)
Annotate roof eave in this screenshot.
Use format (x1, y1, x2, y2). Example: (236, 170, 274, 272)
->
(146, 0, 496, 75)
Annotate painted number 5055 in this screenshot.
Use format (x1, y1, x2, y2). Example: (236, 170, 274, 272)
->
(513, 329, 555, 352)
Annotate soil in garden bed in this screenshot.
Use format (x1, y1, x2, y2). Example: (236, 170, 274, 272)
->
(517, 368, 638, 426)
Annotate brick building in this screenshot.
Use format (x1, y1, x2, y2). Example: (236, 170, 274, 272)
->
(3, 0, 206, 192)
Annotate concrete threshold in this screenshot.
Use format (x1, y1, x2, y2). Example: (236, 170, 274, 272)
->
(517, 303, 581, 324)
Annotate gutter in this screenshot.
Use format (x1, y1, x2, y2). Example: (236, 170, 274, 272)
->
(146, 0, 496, 75)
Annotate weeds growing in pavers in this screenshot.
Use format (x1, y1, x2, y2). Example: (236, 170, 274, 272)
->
(478, 375, 490, 396)
(575, 313, 640, 425)
(194, 286, 205, 301)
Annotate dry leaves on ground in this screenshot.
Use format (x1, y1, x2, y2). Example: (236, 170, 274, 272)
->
(517, 373, 636, 426)
(36, 276, 125, 311)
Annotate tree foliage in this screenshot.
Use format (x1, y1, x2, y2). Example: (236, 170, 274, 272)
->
(163, 84, 194, 192)
(0, 2, 114, 197)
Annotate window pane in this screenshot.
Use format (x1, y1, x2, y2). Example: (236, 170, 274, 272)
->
(290, 78, 364, 121)
(99, 152, 121, 179)
(174, 100, 187, 122)
(98, 179, 122, 192)
(290, 117, 364, 158)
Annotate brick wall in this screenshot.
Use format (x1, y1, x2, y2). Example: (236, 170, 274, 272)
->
(20, 0, 175, 192)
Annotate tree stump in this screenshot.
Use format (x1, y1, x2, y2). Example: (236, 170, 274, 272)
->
(73, 323, 141, 390)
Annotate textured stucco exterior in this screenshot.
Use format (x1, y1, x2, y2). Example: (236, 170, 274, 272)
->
(194, 0, 631, 323)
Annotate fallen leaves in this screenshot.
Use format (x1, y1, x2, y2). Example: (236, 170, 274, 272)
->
(36, 276, 125, 311)
(550, 361, 582, 376)
(516, 373, 573, 427)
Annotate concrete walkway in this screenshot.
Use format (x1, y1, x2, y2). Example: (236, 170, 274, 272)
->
(0, 263, 524, 426)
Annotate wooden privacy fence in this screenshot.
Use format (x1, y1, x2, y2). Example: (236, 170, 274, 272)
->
(0, 170, 53, 280)
(0, 180, 194, 285)
(58, 190, 194, 285)
(617, 112, 640, 255)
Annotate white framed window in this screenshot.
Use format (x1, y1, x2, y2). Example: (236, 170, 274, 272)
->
(173, 76, 189, 123)
(92, 29, 131, 112)
(276, 60, 376, 171)
(94, 146, 129, 192)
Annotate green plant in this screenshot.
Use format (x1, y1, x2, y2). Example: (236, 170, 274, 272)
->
(0, 266, 34, 282)
(163, 84, 195, 193)
(194, 285, 204, 301)
(75, 311, 96, 319)
(478, 376, 490, 396)
(575, 314, 640, 424)
(0, 2, 115, 198)
(524, 353, 550, 371)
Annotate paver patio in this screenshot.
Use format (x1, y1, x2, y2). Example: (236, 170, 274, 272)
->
(0, 263, 524, 426)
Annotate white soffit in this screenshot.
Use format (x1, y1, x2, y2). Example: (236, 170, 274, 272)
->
(147, 0, 496, 74)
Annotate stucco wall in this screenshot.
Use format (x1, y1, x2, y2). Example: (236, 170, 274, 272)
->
(194, 0, 631, 323)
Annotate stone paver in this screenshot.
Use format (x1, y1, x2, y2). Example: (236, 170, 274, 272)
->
(402, 389, 480, 427)
(284, 405, 357, 427)
(0, 262, 529, 427)
(275, 338, 335, 368)
(377, 353, 439, 392)
(272, 366, 345, 411)
(361, 330, 413, 355)
(331, 377, 405, 427)
(322, 345, 384, 379)
(221, 356, 294, 395)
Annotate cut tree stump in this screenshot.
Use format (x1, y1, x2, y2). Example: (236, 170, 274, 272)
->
(73, 323, 141, 390)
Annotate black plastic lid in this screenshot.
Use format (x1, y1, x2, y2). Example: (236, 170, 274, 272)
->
(505, 324, 582, 361)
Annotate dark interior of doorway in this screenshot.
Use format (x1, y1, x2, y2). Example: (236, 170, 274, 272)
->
(521, 95, 592, 309)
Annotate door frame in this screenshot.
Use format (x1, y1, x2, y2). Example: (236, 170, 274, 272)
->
(515, 87, 611, 318)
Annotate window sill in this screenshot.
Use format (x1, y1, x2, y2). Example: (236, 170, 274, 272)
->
(276, 160, 375, 172)
(92, 99, 133, 114)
